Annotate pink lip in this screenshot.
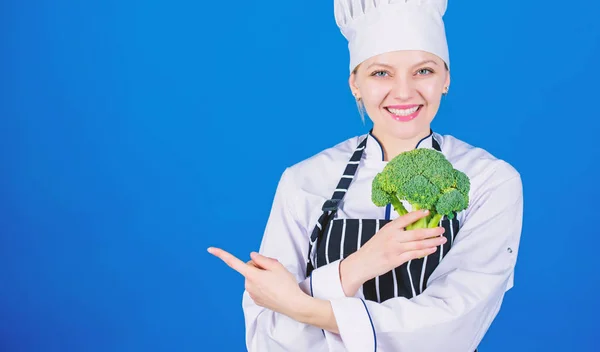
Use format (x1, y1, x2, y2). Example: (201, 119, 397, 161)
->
(386, 104, 421, 109)
(385, 105, 422, 122)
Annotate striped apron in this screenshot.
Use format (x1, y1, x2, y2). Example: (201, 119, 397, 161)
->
(305, 135, 475, 350)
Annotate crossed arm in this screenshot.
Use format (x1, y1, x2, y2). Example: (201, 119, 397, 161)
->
(208, 172, 523, 352)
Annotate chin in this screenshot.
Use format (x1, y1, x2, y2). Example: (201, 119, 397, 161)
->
(377, 116, 432, 142)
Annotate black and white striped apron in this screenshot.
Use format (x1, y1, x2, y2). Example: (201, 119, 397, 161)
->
(305, 135, 460, 301)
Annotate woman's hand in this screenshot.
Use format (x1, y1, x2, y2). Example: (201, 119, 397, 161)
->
(208, 248, 307, 318)
(339, 209, 447, 296)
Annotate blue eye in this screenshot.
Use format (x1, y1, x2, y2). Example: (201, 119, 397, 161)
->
(371, 70, 389, 77)
(417, 68, 433, 75)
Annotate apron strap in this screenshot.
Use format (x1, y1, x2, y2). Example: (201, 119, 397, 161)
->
(306, 136, 369, 275)
(432, 135, 441, 151)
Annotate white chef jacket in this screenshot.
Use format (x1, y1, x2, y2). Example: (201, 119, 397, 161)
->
(242, 131, 523, 352)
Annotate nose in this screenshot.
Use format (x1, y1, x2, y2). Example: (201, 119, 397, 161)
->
(390, 75, 416, 101)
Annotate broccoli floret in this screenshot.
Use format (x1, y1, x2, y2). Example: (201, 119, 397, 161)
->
(372, 173, 408, 215)
(370, 148, 470, 230)
(422, 162, 455, 191)
(401, 175, 439, 210)
(372, 173, 394, 206)
(436, 189, 468, 220)
(453, 169, 470, 197)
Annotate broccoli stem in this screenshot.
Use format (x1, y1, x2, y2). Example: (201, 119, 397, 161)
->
(391, 195, 408, 216)
(427, 213, 443, 228)
(389, 199, 441, 230)
(405, 204, 429, 230)
(411, 217, 428, 229)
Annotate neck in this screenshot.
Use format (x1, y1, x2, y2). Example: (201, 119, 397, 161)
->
(371, 127, 432, 161)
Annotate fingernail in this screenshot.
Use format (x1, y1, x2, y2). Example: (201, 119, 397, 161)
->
(422, 209, 429, 214)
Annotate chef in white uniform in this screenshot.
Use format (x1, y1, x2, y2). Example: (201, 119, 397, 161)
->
(208, 0, 524, 351)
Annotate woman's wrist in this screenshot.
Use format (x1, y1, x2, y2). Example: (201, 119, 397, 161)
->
(292, 295, 340, 334)
(339, 253, 366, 296)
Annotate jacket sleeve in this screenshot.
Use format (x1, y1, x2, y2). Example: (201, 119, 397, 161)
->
(243, 168, 353, 352)
(327, 172, 524, 352)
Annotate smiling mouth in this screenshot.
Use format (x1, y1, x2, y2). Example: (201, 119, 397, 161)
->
(385, 105, 423, 116)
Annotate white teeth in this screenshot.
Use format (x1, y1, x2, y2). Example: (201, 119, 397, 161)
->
(387, 106, 420, 116)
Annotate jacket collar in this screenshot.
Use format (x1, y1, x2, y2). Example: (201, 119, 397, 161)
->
(364, 129, 436, 162)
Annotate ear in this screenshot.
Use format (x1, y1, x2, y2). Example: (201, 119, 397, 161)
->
(349, 71, 360, 99)
(444, 70, 451, 91)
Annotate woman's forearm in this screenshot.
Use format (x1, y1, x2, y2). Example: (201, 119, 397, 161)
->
(292, 295, 340, 334)
(339, 254, 368, 296)
(288, 254, 369, 335)
(288, 253, 373, 335)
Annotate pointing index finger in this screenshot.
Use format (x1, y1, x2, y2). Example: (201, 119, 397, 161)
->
(208, 247, 256, 277)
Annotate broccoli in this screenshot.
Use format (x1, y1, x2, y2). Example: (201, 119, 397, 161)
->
(371, 148, 470, 230)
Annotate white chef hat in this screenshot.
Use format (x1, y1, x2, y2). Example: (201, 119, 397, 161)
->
(334, 0, 450, 73)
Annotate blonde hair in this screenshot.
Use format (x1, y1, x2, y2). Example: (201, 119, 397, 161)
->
(356, 97, 366, 124)
(352, 65, 367, 124)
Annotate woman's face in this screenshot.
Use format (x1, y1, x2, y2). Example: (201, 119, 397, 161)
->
(350, 50, 450, 141)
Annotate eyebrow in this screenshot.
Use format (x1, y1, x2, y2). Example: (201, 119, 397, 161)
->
(413, 60, 440, 67)
(366, 60, 440, 70)
(366, 62, 394, 70)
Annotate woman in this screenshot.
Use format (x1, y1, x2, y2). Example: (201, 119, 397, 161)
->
(208, 0, 523, 351)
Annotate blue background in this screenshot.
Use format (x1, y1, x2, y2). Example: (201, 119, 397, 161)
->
(1, 0, 598, 351)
